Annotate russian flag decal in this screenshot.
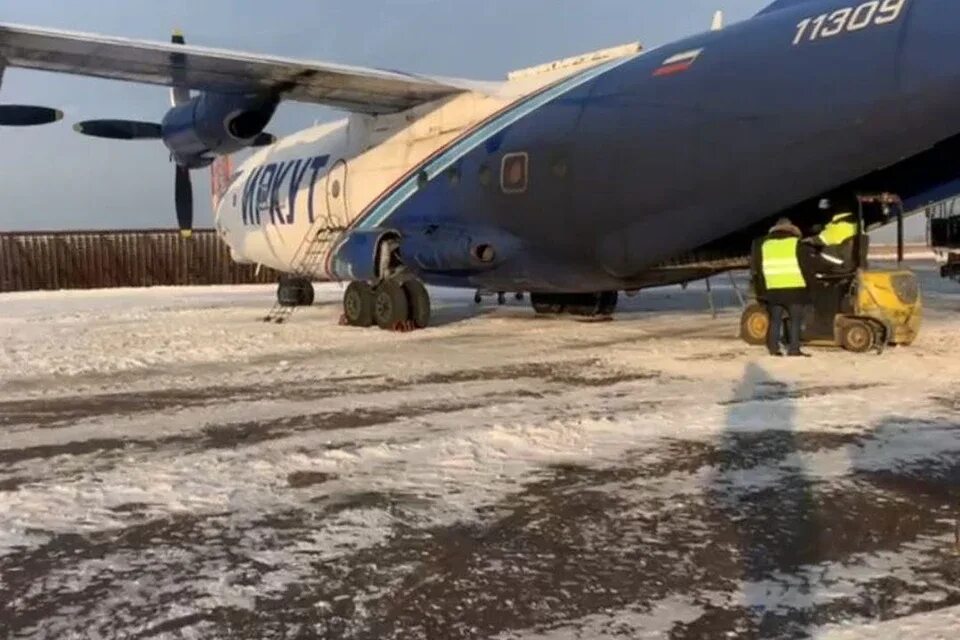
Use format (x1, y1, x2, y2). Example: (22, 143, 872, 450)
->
(653, 48, 703, 77)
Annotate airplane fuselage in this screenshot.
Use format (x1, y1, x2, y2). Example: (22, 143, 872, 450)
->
(216, 0, 960, 293)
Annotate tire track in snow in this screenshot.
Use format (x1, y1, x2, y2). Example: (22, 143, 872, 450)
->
(3, 418, 959, 639)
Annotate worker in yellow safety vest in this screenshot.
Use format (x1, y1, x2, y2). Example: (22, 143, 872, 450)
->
(752, 218, 818, 357)
(814, 197, 860, 272)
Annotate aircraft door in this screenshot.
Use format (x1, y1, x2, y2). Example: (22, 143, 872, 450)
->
(326, 159, 349, 229)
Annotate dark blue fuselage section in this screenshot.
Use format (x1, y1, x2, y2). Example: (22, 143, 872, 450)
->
(384, 0, 960, 292)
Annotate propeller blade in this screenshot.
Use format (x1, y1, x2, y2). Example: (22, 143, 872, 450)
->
(0, 105, 64, 126)
(73, 119, 162, 140)
(251, 132, 276, 147)
(170, 29, 191, 107)
(175, 165, 194, 238)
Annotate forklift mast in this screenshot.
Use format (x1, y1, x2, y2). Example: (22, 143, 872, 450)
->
(926, 198, 960, 282)
(856, 192, 905, 268)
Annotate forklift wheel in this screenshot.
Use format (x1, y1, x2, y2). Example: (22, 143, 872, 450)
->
(839, 320, 875, 353)
(740, 303, 769, 346)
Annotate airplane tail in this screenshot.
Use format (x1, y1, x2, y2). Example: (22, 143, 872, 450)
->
(210, 154, 234, 212)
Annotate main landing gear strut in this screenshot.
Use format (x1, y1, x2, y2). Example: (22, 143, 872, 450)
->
(341, 277, 431, 331)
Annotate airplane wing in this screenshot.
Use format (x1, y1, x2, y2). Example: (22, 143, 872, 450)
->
(0, 23, 475, 114)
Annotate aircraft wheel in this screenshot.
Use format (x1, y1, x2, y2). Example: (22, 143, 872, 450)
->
(531, 293, 563, 315)
(373, 280, 409, 330)
(300, 281, 315, 307)
(532, 302, 564, 314)
(343, 281, 374, 327)
(839, 320, 875, 353)
(278, 277, 313, 307)
(403, 279, 431, 329)
(740, 303, 769, 346)
(567, 305, 598, 317)
(599, 291, 619, 316)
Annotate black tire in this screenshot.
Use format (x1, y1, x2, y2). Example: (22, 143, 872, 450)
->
(403, 280, 431, 329)
(278, 277, 313, 307)
(532, 302, 564, 314)
(567, 293, 603, 317)
(373, 281, 409, 330)
(599, 291, 619, 316)
(300, 281, 315, 307)
(343, 281, 374, 327)
(567, 305, 598, 317)
(840, 320, 875, 353)
(740, 303, 769, 346)
(277, 279, 301, 307)
(531, 293, 563, 315)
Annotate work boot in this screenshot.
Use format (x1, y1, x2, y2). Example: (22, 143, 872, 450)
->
(768, 349, 783, 357)
(787, 350, 811, 358)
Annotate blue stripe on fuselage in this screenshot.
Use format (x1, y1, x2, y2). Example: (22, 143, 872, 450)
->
(354, 53, 643, 232)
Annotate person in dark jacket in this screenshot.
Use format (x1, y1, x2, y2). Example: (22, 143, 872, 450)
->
(751, 218, 819, 357)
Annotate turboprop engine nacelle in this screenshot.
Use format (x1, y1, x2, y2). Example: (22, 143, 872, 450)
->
(161, 93, 279, 167)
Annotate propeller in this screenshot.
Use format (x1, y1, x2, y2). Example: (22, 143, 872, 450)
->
(68, 30, 197, 238)
(175, 164, 193, 238)
(66, 30, 275, 238)
(72, 119, 162, 140)
(0, 105, 64, 126)
(170, 29, 194, 239)
(0, 62, 64, 126)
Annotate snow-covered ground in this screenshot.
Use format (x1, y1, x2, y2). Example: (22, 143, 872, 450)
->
(1, 266, 959, 639)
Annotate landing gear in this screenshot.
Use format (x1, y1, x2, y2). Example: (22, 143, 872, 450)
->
(403, 279, 431, 329)
(531, 296, 564, 315)
(342, 277, 432, 331)
(598, 291, 619, 316)
(530, 291, 619, 318)
(373, 281, 409, 330)
(277, 276, 314, 307)
(339, 234, 433, 331)
(342, 282, 374, 327)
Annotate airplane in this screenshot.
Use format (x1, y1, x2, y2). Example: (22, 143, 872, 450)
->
(0, 0, 958, 330)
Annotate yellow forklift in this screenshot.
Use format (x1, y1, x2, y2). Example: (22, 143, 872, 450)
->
(740, 193, 922, 353)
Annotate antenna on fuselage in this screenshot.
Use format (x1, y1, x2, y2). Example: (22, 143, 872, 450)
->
(711, 10, 724, 31)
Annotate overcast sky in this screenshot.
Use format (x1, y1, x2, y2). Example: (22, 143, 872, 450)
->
(0, 0, 773, 231)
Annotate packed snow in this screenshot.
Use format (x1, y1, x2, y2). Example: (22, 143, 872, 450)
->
(0, 266, 959, 638)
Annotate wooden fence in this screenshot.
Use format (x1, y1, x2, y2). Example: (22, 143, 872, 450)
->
(0, 229, 281, 292)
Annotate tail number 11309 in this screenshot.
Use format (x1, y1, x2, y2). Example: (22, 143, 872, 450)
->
(793, 0, 907, 45)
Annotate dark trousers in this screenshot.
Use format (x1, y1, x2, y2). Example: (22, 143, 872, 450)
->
(767, 303, 804, 354)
